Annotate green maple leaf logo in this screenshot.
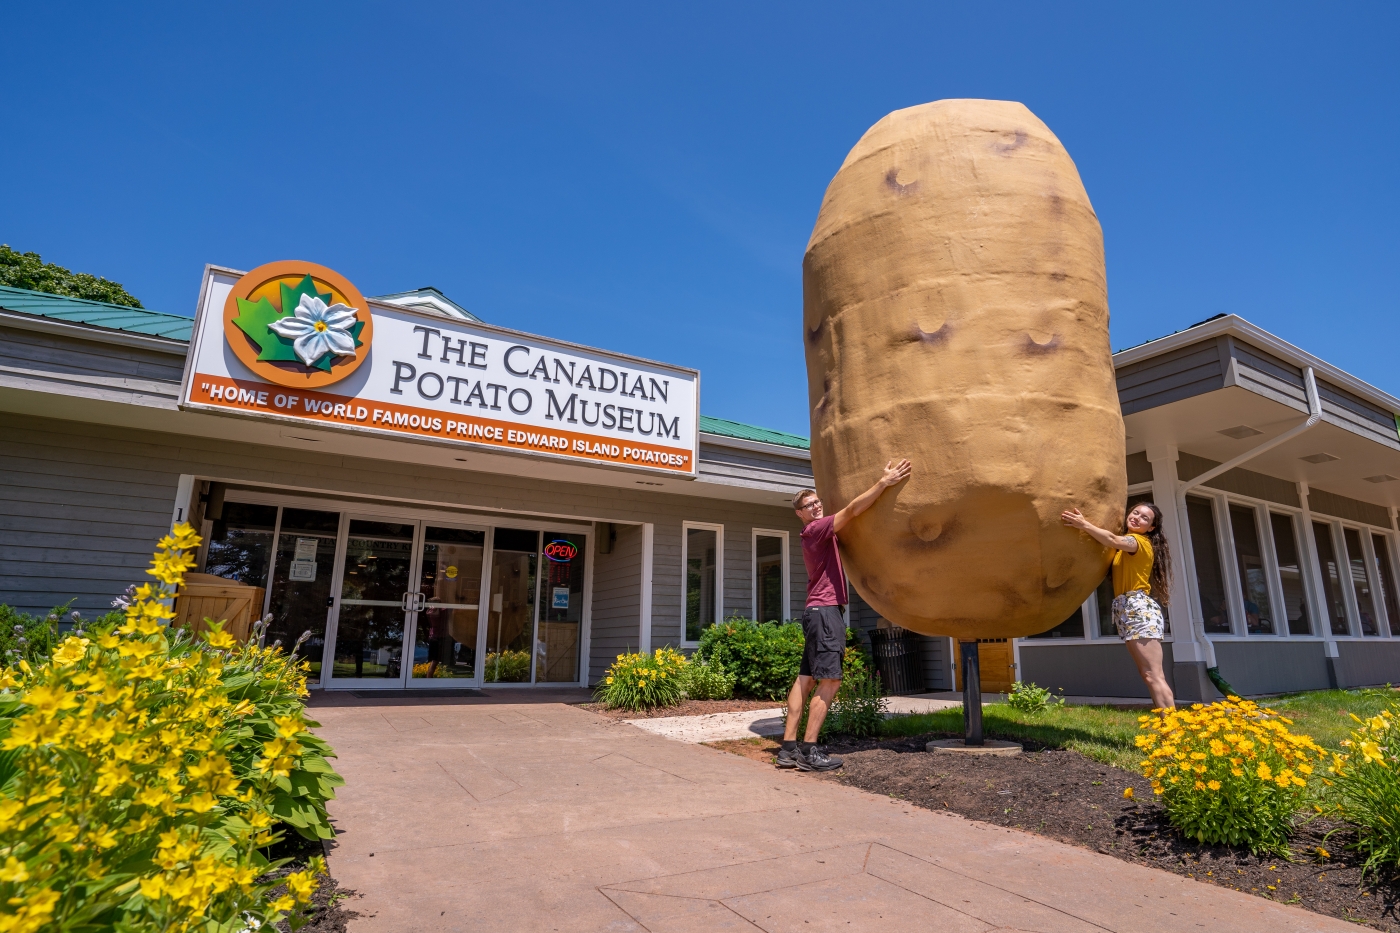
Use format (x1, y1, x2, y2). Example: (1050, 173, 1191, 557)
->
(231, 275, 366, 373)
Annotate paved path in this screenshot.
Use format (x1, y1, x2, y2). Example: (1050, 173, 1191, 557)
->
(625, 695, 965, 743)
(312, 693, 1350, 933)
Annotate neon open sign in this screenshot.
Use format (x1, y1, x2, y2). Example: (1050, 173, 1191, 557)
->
(543, 539, 578, 562)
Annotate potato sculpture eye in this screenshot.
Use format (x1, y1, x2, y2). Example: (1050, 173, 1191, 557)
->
(802, 99, 1127, 640)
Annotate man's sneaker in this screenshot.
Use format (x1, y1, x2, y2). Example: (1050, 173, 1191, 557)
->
(775, 745, 799, 769)
(795, 745, 843, 772)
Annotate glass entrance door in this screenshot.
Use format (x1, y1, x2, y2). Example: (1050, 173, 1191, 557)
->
(407, 526, 487, 684)
(326, 518, 490, 688)
(331, 519, 416, 683)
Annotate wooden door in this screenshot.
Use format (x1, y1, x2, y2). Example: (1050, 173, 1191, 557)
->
(954, 639, 1016, 693)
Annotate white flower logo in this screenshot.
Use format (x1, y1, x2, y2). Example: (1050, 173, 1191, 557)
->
(268, 294, 360, 367)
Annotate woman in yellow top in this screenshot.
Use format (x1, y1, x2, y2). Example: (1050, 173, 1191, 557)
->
(1061, 502, 1175, 710)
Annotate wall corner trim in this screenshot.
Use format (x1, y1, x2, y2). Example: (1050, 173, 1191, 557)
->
(639, 523, 654, 653)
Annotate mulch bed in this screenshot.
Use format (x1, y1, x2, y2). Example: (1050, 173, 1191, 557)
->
(708, 734, 1400, 930)
(264, 834, 361, 933)
(576, 698, 782, 720)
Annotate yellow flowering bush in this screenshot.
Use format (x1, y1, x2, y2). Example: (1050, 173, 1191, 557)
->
(1326, 706, 1400, 873)
(1136, 697, 1328, 854)
(0, 523, 330, 932)
(596, 648, 689, 710)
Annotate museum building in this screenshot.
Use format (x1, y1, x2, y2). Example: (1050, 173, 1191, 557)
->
(1, 262, 1399, 701)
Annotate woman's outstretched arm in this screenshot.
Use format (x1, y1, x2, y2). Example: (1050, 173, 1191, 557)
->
(1060, 508, 1139, 553)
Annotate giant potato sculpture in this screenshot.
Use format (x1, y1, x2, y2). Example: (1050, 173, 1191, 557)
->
(804, 99, 1126, 640)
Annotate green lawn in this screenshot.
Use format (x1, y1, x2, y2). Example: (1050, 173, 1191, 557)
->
(883, 686, 1399, 772)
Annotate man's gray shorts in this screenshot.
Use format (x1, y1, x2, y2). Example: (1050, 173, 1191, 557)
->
(799, 605, 845, 681)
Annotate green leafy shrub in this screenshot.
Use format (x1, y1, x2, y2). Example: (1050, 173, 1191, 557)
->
(484, 649, 531, 682)
(0, 523, 329, 932)
(596, 648, 689, 710)
(825, 665, 886, 738)
(1138, 697, 1328, 854)
(679, 657, 735, 700)
(0, 604, 65, 668)
(787, 646, 885, 740)
(1326, 706, 1400, 874)
(696, 618, 803, 700)
(1006, 680, 1065, 714)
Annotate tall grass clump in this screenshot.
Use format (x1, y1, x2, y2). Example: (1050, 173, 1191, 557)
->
(1326, 705, 1400, 874)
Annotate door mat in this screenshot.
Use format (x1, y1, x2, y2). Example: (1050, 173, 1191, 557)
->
(350, 689, 487, 698)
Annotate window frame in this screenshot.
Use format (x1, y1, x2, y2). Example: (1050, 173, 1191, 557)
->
(680, 521, 725, 647)
(750, 528, 790, 625)
(1329, 517, 1398, 639)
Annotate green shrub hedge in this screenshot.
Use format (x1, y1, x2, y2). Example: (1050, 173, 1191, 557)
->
(696, 619, 804, 700)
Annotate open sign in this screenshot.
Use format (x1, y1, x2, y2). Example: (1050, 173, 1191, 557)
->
(543, 539, 578, 562)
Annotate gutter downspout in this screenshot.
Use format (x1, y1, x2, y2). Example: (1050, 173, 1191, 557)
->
(1174, 366, 1322, 679)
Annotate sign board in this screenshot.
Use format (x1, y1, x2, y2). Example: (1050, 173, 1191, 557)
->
(179, 261, 700, 475)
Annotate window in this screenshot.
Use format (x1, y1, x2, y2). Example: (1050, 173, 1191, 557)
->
(1372, 534, 1400, 636)
(752, 531, 789, 624)
(1343, 528, 1380, 636)
(1028, 606, 1085, 639)
(204, 502, 278, 587)
(1187, 496, 1231, 634)
(683, 524, 722, 642)
(1094, 574, 1116, 637)
(1312, 522, 1351, 636)
(1270, 513, 1311, 635)
(1228, 504, 1274, 634)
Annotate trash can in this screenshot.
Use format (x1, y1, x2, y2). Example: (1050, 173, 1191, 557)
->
(867, 626, 925, 695)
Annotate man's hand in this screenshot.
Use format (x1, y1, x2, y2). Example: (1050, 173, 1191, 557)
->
(880, 459, 912, 488)
(833, 458, 913, 533)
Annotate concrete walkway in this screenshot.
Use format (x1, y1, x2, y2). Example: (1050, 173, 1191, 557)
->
(312, 693, 1350, 933)
(625, 695, 964, 743)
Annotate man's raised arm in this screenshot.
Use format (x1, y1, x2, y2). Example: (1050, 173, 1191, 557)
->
(831, 459, 912, 533)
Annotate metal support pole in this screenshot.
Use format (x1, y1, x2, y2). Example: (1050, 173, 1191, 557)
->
(960, 640, 983, 745)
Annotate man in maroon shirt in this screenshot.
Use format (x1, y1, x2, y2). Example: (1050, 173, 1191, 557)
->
(779, 458, 912, 771)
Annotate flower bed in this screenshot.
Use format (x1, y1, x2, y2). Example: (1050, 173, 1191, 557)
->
(0, 523, 342, 932)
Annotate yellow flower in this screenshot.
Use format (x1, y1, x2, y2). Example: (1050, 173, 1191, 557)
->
(1206, 779, 1221, 790)
(1122, 787, 1134, 799)
(0, 856, 29, 883)
(1257, 763, 1273, 781)
(1317, 847, 1330, 859)
(1360, 740, 1386, 766)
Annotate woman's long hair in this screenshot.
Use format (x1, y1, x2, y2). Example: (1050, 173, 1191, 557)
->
(1133, 502, 1173, 607)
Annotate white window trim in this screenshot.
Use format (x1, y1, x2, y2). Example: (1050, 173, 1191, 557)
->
(1186, 484, 1400, 642)
(751, 528, 790, 625)
(680, 521, 724, 647)
(1331, 518, 1397, 639)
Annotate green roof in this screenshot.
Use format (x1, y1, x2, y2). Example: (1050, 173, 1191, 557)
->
(699, 415, 809, 450)
(0, 284, 193, 341)
(0, 284, 810, 451)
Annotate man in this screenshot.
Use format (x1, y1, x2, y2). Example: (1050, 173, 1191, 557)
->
(779, 458, 912, 772)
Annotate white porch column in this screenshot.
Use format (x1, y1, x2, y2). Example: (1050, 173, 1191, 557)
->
(1146, 444, 1196, 654)
(639, 523, 654, 653)
(1298, 482, 1341, 677)
(170, 475, 197, 528)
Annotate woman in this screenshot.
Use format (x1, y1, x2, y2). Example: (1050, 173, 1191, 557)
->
(1061, 502, 1175, 710)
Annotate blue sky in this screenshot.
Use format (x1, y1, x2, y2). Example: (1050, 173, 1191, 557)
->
(5, 2, 1397, 437)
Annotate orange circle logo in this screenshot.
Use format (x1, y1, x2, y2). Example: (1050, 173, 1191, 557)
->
(223, 261, 373, 388)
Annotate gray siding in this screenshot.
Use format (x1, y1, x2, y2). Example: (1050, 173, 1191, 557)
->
(698, 442, 813, 490)
(1018, 642, 1176, 698)
(1126, 451, 1152, 485)
(921, 636, 949, 691)
(1231, 338, 1308, 412)
(0, 413, 809, 649)
(588, 522, 643, 684)
(1317, 379, 1400, 452)
(1177, 452, 1301, 507)
(1307, 488, 1393, 528)
(1211, 641, 1330, 695)
(1116, 339, 1224, 415)
(1335, 641, 1400, 688)
(0, 325, 184, 408)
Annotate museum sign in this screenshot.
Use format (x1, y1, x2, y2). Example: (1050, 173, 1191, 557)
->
(179, 261, 700, 475)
